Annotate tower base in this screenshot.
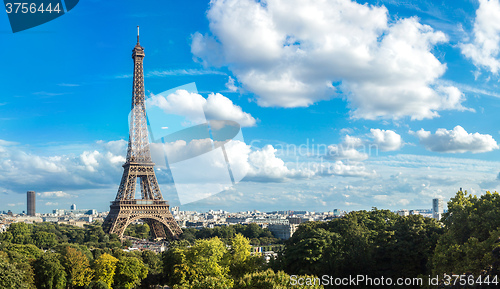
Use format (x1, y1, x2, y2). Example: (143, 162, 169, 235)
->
(103, 200, 182, 239)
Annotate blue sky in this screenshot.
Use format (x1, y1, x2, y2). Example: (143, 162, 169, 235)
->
(2, 0, 500, 214)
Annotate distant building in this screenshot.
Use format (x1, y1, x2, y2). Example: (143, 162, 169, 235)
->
(333, 209, 342, 216)
(226, 217, 250, 224)
(397, 209, 409, 217)
(287, 217, 302, 224)
(267, 223, 298, 240)
(70, 204, 77, 210)
(432, 198, 443, 220)
(27, 191, 36, 216)
(53, 209, 97, 216)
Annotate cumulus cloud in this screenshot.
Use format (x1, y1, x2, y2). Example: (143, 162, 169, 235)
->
(324, 129, 402, 161)
(192, 0, 468, 120)
(413, 125, 499, 153)
(0, 140, 127, 193)
(369, 129, 403, 152)
(460, 0, 500, 73)
(327, 135, 369, 161)
(147, 90, 256, 127)
(80, 151, 100, 172)
(245, 145, 314, 182)
(38, 191, 71, 198)
(204, 93, 256, 126)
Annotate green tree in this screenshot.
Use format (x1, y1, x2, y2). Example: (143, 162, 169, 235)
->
(229, 234, 262, 279)
(33, 231, 58, 250)
(164, 237, 233, 287)
(94, 253, 119, 289)
(173, 276, 234, 289)
(5, 243, 43, 260)
(1, 247, 38, 288)
(163, 241, 191, 285)
(0, 231, 13, 243)
(7, 222, 32, 244)
(231, 234, 251, 263)
(0, 254, 32, 289)
(234, 269, 324, 289)
(384, 214, 442, 279)
(283, 222, 341, 276)
(61, 247, 94, 288)
(88, 280, 109, 289)
(85, 223, 106, 243)
(186, 237, 232, 284)
(33, 253, 67, 289)
(432, 190, 500, 275)
(114, 256, 148, 289)
(140, 250, 162, 287)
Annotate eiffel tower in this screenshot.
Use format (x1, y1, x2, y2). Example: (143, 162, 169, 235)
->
(103, 27, 182, 240)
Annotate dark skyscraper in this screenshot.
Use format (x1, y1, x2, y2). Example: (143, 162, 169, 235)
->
(27, 191, 35, 216)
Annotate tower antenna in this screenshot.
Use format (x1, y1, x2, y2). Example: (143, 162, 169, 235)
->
(137, 26, 140, 44)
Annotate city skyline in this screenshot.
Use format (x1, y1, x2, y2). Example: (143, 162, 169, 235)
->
(2, 0, 500, 214)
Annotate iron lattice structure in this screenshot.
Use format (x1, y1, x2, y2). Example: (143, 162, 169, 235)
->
(103, 27, 182, 240)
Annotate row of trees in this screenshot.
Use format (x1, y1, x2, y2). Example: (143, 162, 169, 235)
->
(274, 209, 443, 287)
(432, 191, 500, 278)
(0, 221, 290, 288)
(273, 190, 500, 288)
(1, 222, 122, 250)
(0, 242, 151, 289)
(163, 235, 321, 289)
(2, 190, 500, 288)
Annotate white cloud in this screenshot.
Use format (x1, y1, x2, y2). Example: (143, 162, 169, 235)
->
(97, 140, 127, 156)
(369, 129, 403, 152)
(159, 138, 373, 185)
(327, 135, 369, 161)
(148, 89, 207, 124)
(80, 151, 100, 172)
(225, 76, 238, 92)
(148, 90, 256, 127)
(0, 140, 17, 146)
(246, 145, 314, 182)
(413, 125, 499, 153)
(0, 140, 127, 193)
(204, 93, 256, 127)
(38, 191, 71, 198)
(324, 129, 402, 161)
(192, 0, 467, 120)
(460, 0, 500, 73)
(160, 138, 214, 164)
(45, 202, 59, 206)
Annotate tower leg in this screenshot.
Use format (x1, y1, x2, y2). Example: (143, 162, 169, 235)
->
(146, 219, 167, 239)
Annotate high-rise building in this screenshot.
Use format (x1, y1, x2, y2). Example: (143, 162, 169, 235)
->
(70, 204, 77, 210)
(432, 198, 443, 220)
(27, 191, 36, 216)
